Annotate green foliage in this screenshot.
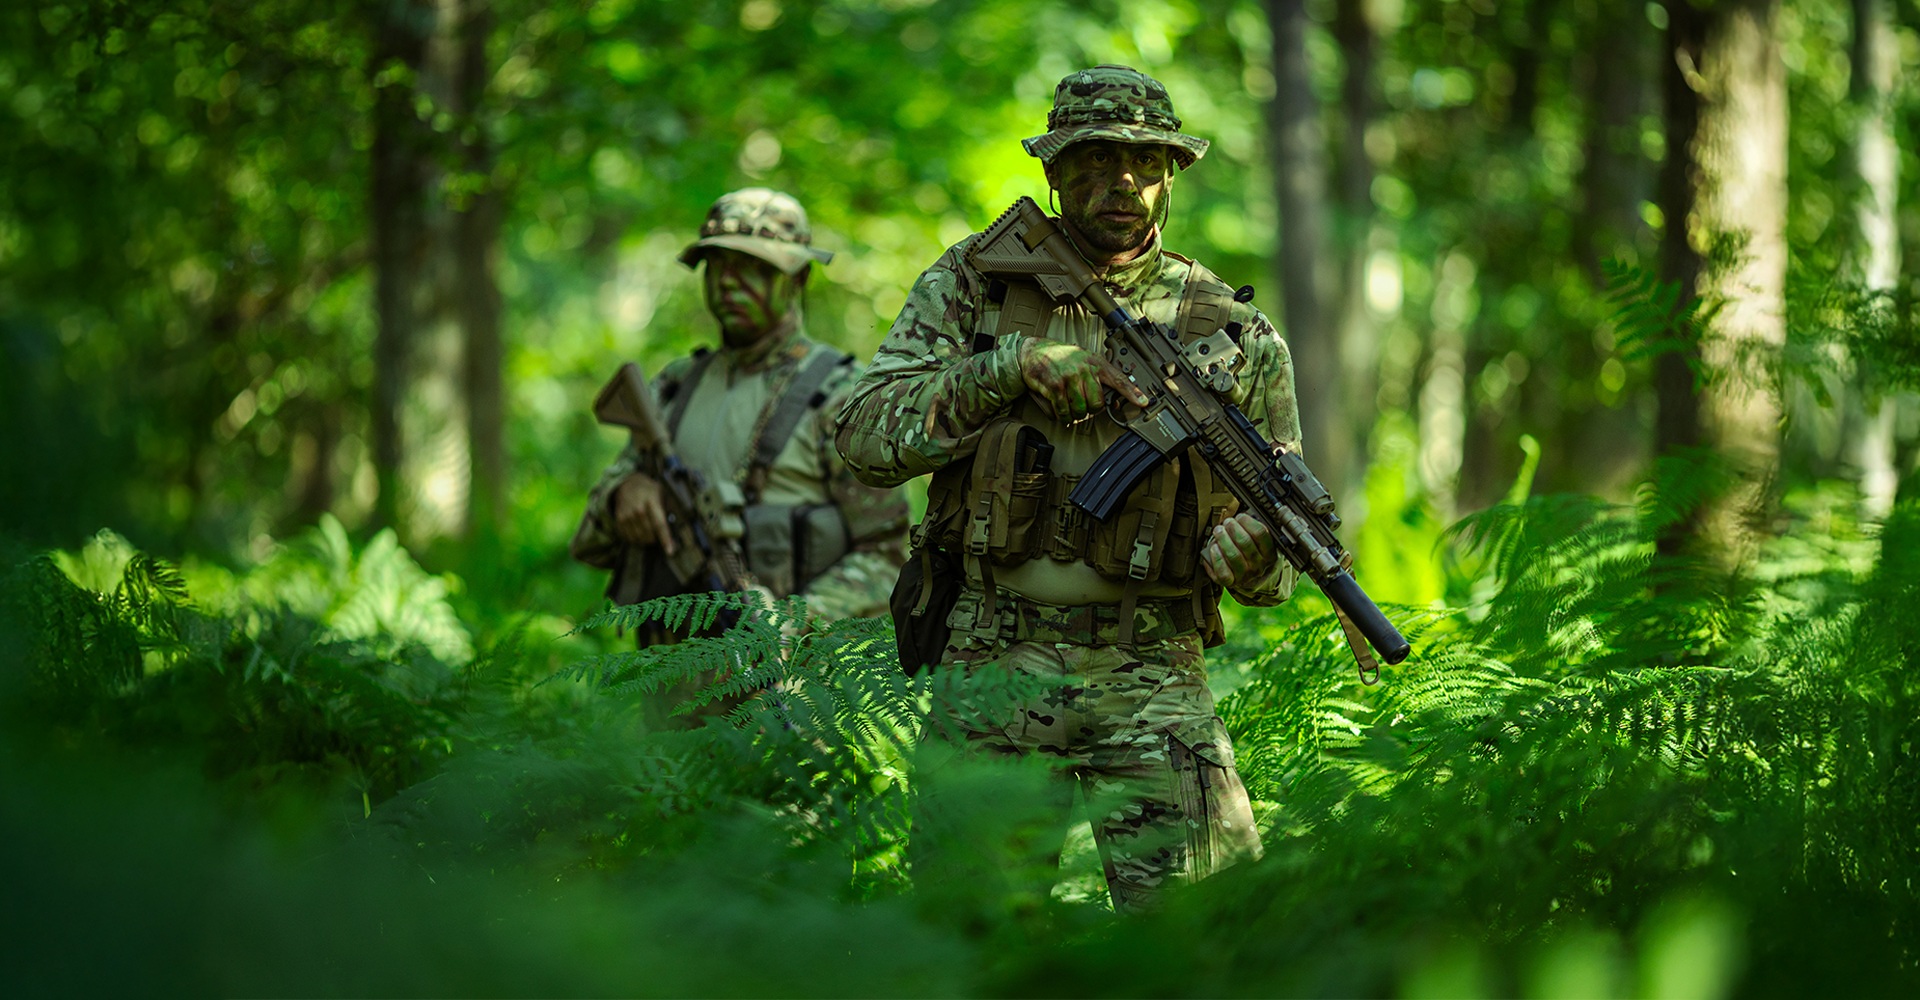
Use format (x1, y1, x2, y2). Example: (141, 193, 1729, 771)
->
(8, 461, 1919, 994)
(4, 0, 1920, 995)
(195, 513, 475, 666)
(1602, 258, 1711, 369)
(7, 524, 467, 808)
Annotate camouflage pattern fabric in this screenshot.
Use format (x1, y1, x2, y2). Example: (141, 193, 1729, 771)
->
(578, 323, 909, 624)
(1021, 64, 1209, 169)
(677, 186, 835, 275)
(918, 593, 1262, 913)
(836, 207, 1300, 908)
(835, 225, 1301, 607)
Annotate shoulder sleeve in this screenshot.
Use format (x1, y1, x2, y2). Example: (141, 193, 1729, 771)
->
(834, 240, 1030, 488)
(1233, 306, 1302, 455)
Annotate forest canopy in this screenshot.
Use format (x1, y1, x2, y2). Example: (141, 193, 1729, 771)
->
(2, 0, 1918, 996)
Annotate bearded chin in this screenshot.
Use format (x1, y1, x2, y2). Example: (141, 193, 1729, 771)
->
(1071, 207, 1154, 254)
(720, 317, 768, 348)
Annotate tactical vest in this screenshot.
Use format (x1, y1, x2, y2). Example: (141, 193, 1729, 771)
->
(655, 343, 856, 599)
(917, 252, 1243, 646)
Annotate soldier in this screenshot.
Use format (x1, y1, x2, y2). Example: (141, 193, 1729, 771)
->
(836, 66, 1299, 911)
(572, 188, 910, 724)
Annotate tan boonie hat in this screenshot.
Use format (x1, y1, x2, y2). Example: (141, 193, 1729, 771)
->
(678, 187, 834, 275)
(1022, 64, 1210, 170)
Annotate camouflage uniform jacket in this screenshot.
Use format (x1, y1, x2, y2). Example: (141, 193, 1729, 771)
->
(577, 322, 910, 622)
(836, 225, 1302, 609)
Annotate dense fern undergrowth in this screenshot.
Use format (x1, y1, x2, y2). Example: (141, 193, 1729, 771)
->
(3, 476, 1915, 998)
(1, 270, 1915, 998)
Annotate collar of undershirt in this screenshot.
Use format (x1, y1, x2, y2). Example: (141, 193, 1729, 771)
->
(1087, 226, 1166, 296)
(720, 313, 807, 374)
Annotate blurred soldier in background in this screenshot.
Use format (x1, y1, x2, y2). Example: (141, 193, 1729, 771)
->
(572, 187, 910, 725)
(837, 66, 1300, 912)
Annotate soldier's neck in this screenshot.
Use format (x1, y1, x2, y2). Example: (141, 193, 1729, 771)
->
(1058, 219, 1160, 281)
(719, 311, 803, 370)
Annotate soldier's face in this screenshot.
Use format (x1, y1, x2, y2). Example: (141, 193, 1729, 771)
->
(702, 248, 799, 346)
(1048, 140, 1172, 255)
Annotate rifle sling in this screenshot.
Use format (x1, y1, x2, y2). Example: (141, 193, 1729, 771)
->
(663, 348, 717, 438)
(745, 348, 850, 503)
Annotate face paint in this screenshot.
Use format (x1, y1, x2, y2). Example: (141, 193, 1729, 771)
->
(702, 248, 800, 347)
(1048, 140, 1172, 260)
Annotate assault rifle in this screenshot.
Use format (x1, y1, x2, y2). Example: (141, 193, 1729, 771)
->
(967, 197, 1410, 677)
(592, 362, 753, 603)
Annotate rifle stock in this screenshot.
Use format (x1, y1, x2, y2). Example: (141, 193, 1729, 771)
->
(967, 197, 1410, 672)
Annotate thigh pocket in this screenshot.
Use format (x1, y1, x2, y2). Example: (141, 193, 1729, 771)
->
(1168, 717, 1262, 879)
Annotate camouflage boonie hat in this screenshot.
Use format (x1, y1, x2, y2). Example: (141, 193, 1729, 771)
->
(678, 187, 834, 275)
(1022, 64, 1209, 170)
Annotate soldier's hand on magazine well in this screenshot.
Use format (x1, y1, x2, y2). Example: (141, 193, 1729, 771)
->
(611, 473, 677, 555)
(1018, 338, 1148, 422)
(1203, 513, 1275, 589)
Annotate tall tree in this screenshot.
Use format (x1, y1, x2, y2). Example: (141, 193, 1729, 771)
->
(370, 0, 436, 533)
(1329, 0, 1381, 503)
(1849, 0, 1906, 518)
(1266, 0, 1338, 487)
(1657, 0, 1789, 567)
(456, 0, 504, 536)
(1696, 0, 1788, 568)
(1576, 0, 1654, 280)
(1653, 1, 1709, 475)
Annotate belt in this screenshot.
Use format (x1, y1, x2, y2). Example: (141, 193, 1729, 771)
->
(946, 587, 1199, 646)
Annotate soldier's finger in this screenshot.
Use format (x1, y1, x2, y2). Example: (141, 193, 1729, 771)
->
(1068, 367, 1102, 417)
(1091, 354, 1150, 406)
(1033, 381, 1068, 421)
(1211, 522, 1242, 563)
(645, 494, 675, 556)
(1222, 515, 1264, 556)
(613, 496, 643, 542)
(1203, 530, 1234, 586)
(1236, 514, 1275, 557)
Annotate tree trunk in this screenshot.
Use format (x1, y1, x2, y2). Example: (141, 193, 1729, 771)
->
(1694, 0, 1790, 569)
(1506, 0, 1557, 135)
(291, 400, 341, 525)
(370, 0, 436, 533)
(1329, 0, 1379, 505)
(1266, 0, 1338, 488)
(1418, 251, 1473, 521)
(456, 0, 504, 537)
(1850, 0, 1906, 519)
(1576, 0, 1653, 279)
(1553, 0, 1653, 497)
(1653, 1, 1709, 475)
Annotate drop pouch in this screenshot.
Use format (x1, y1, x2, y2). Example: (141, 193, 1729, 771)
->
(890, 545, 960, 675)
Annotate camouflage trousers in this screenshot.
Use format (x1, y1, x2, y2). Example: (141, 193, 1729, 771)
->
(914, 588, 1262, 914)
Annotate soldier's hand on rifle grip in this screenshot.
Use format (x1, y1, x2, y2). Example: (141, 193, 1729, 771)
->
(1202, 513, 1276, 589)
(1018, 338, 1149, 423)
(611, 472, 677, 556)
